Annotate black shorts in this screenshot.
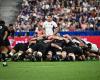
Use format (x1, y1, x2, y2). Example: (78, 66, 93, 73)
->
(63, 46, 74, 53)
(29, 44, 37, 51)
(71, 46, 83, 55)
(35, 42, 52, 55)
(45, 43, 52, 51)
(13, 43, 28, 52)
(0, 39, 10, 47)
(37, 43, 47, 54)
(63, 46, 83, 55)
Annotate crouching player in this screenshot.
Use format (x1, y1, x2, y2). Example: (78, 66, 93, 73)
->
(9, 42, 29, 61)
(0, 20, 10, 66)
(47, 35, 67, 61)
(29, 36, 52, 61)
(82, 40, 100, 60)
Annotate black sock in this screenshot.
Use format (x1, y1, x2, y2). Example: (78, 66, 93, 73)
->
(1, 53, 6, 62)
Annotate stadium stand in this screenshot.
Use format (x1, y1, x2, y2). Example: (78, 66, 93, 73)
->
(11, 0, 100, 32)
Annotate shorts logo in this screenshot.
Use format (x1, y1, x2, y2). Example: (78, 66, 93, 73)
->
(0, 26, 2, 29)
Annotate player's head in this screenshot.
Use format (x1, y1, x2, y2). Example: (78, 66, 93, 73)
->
(47, 14, 52, 22)
(87, 43, 92, 50)
(9, 24, 13, 27)
(0, 20, 5, 26)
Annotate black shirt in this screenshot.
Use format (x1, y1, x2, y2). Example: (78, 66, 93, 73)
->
(0, 25, 8, 39)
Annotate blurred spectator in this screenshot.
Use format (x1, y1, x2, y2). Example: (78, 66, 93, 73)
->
(96, 19, 100, 30)
(8, 24, 15, 37)
(13, 0, 100, 32)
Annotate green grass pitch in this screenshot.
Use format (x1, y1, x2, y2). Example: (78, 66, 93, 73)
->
(0, 61, 100, 80)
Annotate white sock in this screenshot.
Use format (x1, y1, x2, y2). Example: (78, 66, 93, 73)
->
(37, 52, 42, 57)
(9, 52, 14, 56)
(3, 62, 7, 65)
(18, 51, 23, 56)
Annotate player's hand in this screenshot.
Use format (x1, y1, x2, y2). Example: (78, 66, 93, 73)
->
(58, 47, 62, 51)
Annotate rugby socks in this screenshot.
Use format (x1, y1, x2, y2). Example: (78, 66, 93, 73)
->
(3, 62, 7, 66)
(17, 51, 23, 56)
(9, 51, 14, 56)
(1, 53, 7, 66)
(1, 53, 6, 62)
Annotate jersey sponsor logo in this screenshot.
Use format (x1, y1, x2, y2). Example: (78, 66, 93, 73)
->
(0, 26, 2, 29)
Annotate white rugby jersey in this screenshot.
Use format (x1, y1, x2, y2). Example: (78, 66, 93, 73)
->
(43, 21, 57, 36)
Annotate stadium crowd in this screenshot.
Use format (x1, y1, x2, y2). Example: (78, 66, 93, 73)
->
(13, 0, 100, 32)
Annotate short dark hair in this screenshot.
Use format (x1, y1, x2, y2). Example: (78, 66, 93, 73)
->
(47, 14, 52, 17)
(9, 24, 13, 26)
(0, 20, 5, 26)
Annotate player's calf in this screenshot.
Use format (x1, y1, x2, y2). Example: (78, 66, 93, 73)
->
(36, 51, 43, 61)
(47, 51, 52, 61)
(68, 53, 76, 61)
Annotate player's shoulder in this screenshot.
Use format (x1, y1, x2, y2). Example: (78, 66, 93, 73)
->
(43, 21, 48, 23)
(43, 21, 48, 25)
(51, 21, 56, 23)
(51, 21, 57, 25)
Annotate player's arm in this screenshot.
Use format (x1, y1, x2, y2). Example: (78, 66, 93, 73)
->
(3, 31, 8, 40)
(51, 43, 62, 50)
(30, 37, 37, 41)
(29, 40, 36, 46)
(53, 22, 60, 35)
(42, 28, 46, 37)
(53, 26, 60, 35)
(3, 26, 9, 40)
(44, 39, 53, 43)
(52, 35, 63, 40)
(42, 22, 46, 37)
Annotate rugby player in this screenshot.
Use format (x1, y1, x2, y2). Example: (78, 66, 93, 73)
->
(0, 20, 10, 66)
